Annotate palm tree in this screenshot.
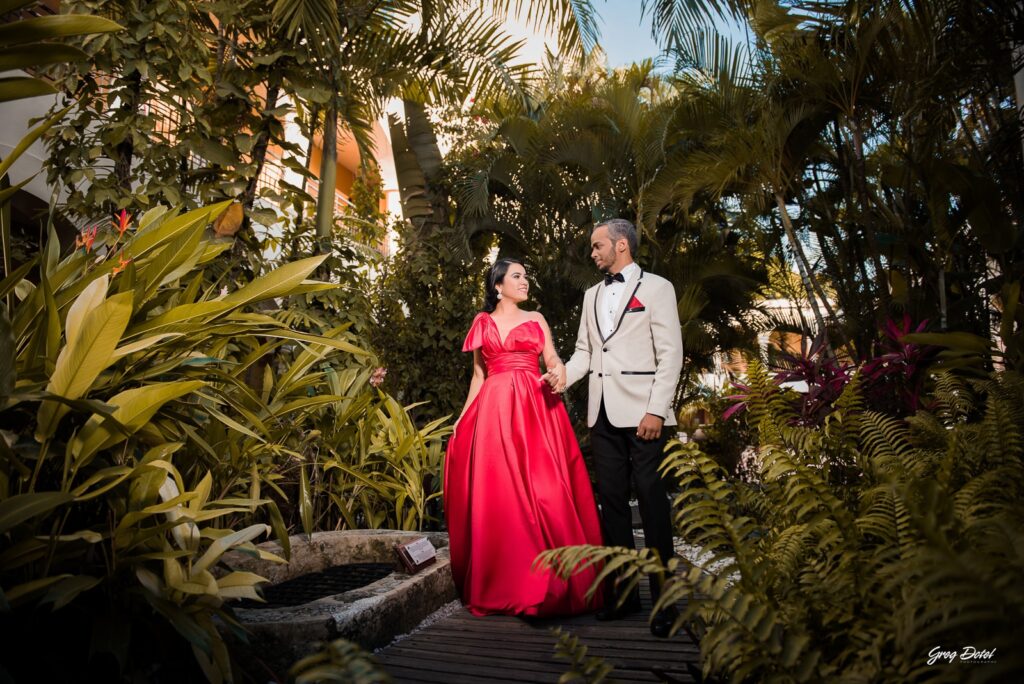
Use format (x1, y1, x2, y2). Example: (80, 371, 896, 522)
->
(270, 0, 600, 250)
(647, 0, 1022, 359)
(453, 57, 766, 373)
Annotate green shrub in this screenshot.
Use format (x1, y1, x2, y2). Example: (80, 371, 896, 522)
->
(543, 359, 1024, 682)
(0, 203, 446, 681)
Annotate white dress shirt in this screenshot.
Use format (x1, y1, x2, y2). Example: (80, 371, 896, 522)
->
(598, 262, 640, 338)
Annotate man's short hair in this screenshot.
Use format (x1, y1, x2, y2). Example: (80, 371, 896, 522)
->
(595, 218, 638, 256)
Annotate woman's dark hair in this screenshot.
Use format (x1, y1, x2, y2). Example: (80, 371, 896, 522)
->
(482, 257, 525, 313)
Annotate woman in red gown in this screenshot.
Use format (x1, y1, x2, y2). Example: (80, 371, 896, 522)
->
(444, 258, 605, 617)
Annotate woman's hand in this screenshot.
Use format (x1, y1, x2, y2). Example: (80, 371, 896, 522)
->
(542, 363, 567, 393)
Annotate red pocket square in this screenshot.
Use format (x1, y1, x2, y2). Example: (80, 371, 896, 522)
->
(627, 296, 645, 310)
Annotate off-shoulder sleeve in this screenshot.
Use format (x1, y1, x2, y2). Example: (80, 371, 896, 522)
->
(462, 312, 489, 352)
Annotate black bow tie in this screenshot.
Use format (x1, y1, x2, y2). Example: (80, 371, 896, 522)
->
(604, 272, 625, 285)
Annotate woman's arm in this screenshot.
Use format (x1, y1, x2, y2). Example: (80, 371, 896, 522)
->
(456, 349, 487, 427)
(535, 313, 566, 392)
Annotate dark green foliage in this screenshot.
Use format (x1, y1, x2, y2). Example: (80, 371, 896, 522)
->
(660, 360, 1024, 681)
(289, 638, 392, 683)
(371, 219, 489, 423)
(544, 358, 1024, 681)
(550, 627, 615, 683)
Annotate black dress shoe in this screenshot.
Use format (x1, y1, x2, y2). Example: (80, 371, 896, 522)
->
(649, 606, 679, 638)
(595, 595, 641, 621)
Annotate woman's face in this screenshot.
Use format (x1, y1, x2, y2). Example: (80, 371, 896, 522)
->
(496, 263, 529, 304)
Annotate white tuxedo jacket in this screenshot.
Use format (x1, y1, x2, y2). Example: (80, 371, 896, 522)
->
(564, 268, 684, 428)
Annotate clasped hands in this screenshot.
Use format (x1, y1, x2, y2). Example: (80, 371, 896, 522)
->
(541, 363, 567, 393)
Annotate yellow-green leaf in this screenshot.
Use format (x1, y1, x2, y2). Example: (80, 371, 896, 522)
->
(221, 255, 328, 306)
(71, 380, 204, 466)
(191, 524, 270, 577)
(64, 274, 108, 347)
(0, 491, 73, 533)
(36, 292, 133, 440)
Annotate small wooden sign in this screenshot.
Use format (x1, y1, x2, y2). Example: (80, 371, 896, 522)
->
(394, 537, 437, 574)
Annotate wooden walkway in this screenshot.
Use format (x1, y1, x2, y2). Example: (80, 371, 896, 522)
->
(377, 585, 701, 683)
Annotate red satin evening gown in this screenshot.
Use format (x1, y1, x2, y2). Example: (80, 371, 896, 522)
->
(444, 312, 605, 617)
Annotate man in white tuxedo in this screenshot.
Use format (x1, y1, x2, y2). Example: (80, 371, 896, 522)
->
(549, 218, 683, 638)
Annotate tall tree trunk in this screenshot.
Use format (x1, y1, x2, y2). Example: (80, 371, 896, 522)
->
(849, 116, 891, 306)
(114, 70, 142, 197)
(314, 104, 338, 250)
(775, 191, 832, 353)
(293, 104, 319, 239)
(242, 79, 282, 213)
(388, 102, 448, 237)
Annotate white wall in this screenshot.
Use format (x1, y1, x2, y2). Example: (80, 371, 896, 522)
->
(0, 71, 65, 205)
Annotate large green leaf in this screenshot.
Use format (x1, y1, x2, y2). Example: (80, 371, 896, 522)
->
(4, 574, 71, 606)
(124, 300, 231, 337)
(128, 202, 230, 258)
(0, 76, 56, 103)
(71, 380, 206, 466)
(221, 254, 328, 306)
(0, 307, 13, 398)
(64, 274, 109, 348)
(0, 491, 73, 533)
(215, 571, 268, 600)
(299, 464, 313, 538)
(36, 292, 133, 440)
(137, 215, 207, 296)
(125, 255, 329, 337)
(901, 332, 993, 354)
(0, 15, 122, 46)
(191, 524, 270, 577)
(41, 574, 102, 611)
(0, 43, 87, 70)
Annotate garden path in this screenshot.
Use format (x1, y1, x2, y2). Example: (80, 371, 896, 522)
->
(377, 582, 701, 683)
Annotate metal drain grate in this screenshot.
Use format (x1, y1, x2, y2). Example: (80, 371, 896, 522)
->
(236, 562, 395, 609)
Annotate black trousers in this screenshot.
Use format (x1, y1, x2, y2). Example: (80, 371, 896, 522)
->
(591, 400, 675, 602)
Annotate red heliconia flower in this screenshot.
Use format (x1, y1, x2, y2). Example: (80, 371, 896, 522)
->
(112, 253, 132, 276)
(112, 209, 131, 239)
(75, 225, 99, 253)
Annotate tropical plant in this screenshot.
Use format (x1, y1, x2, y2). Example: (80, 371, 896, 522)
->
(645, 0, 1023, 360)
(0, 200, 439, 680)
(726, 317, 941, 430)
(0, 0, 120, 298)
(542, 358, 1024, 682)
(451, 56, 767, 401)
(550, 627, 615, 683)
(44, 0, 229, 214)
(288, 638, 392, 684)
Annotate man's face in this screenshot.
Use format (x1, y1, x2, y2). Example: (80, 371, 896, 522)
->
(590, 226, 618, 271)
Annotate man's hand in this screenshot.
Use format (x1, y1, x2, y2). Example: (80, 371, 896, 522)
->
(541, 364, 567, 393)
(636, 413, 664, 441)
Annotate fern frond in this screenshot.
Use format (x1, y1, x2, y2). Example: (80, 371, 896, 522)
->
(760, 445, 856, 535)
(980, 391, 1024, 466)
(550, 628, 615, 683)
(533, 545, 664, 603)
(860, 411, 917, 476)
(953, 465, 1024, 525)
(932, 370, 974, 423)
